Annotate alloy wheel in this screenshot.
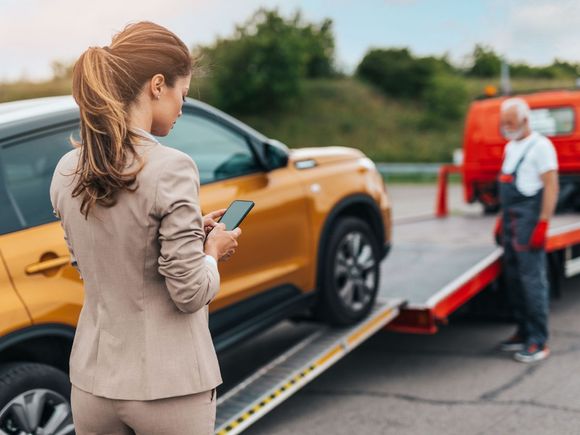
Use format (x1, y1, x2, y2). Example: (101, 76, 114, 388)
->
(333, 230, 377, 312)
(0, 388, 74, 435)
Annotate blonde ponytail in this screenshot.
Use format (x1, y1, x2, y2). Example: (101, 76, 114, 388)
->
(69, 21, 194, 219)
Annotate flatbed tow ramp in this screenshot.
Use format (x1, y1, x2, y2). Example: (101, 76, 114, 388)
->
(215, 207, 580, 434)
(215, 297, 403, 434)
(382, 213, 580, 334)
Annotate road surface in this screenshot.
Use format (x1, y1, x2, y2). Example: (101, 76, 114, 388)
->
(216, 184, 580, 435)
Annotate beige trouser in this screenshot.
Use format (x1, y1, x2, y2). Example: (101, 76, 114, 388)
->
(71, 384, 217, 435)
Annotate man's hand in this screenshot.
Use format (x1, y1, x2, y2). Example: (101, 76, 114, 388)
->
(203, 208, 227, 236)
(529, 219, 548, 249)
(493, 216, 503, 246)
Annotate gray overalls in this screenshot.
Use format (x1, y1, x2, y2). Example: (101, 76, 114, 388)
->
(498, 137, 549, 347)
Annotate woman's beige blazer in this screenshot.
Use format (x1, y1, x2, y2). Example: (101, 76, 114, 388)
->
(49, 134, 222, 400)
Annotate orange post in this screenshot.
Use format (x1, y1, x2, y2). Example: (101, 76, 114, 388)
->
(435, 164, 463, 218)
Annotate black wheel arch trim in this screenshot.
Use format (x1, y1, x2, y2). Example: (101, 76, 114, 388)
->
(0, 323, 75, 354)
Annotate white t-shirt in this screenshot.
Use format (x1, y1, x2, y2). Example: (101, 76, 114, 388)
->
(501, 131, 558, 196)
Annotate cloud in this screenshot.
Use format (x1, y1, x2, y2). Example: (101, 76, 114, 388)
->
(489, 0, 580, 64)
(0, 0, 272, 81)
(2, 0, 580, 82)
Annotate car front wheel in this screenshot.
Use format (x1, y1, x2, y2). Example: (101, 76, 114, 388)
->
(315, 217, 381, 326)
(0, 362, 74, 435)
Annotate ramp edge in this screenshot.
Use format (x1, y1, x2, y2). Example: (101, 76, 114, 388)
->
(215, 298, 403, 435)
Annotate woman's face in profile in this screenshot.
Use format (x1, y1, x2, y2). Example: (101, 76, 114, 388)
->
(150, 73, 192, 137)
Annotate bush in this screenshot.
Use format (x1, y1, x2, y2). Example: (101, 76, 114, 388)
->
(299, 17, 336, 78)
(199, 8, 336, 114)
(355, 48, 437, 99)
(467, 45, 580, 80)
(423, 73, 468, 122)
(468, 44, 501, 77)
(355, 47, 468, 130)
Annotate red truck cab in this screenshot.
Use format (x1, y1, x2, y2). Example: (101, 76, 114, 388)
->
(462, 89, 580, 212)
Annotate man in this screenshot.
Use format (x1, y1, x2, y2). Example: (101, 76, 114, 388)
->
(494, 97, 559, 363)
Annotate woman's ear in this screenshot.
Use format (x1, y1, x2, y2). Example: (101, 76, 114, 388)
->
(149, 73, 166, 100)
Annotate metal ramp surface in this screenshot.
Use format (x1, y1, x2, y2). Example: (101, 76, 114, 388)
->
(215, 297, 403, 435)
(381, 213, 580, 333)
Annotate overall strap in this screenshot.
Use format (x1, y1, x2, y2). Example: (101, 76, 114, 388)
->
(510, 135, 538, 176)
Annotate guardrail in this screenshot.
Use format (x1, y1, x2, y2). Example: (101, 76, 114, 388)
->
(375, 163, 444, 176)
(375, 162, 464, 218)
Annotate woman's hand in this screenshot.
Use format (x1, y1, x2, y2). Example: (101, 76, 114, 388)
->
(220, 249, 235, 262)
(204, 223, 242, 262)
(203, 208, 227, 236)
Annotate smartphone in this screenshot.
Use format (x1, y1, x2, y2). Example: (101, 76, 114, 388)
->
(213, 200, 255, 231)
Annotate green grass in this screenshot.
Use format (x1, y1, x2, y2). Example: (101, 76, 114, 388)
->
(1, 75, 574, 163)
(234, 78, 464, 163)
(0, 77, 72, 102)
(463, 77, 576, 99)
(231, 77, 577, 163)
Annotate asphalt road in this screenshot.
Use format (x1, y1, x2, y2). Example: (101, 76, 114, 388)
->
(216, 184, 580, 435)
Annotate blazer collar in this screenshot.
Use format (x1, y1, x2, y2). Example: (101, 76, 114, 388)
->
(130, 127, 161, 147)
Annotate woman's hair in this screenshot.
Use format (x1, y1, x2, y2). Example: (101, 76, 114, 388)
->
(70, 21, 195, 219)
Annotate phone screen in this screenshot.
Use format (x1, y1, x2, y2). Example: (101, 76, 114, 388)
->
(217, 200, 254, 231)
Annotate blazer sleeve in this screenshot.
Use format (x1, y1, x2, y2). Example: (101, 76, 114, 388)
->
(155, 153, 220, 313)
(49, 174, 83, 280)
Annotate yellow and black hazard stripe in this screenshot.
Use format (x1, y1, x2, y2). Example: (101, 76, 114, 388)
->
(216, 363, 318, 434)
(216, 306, 395, 434)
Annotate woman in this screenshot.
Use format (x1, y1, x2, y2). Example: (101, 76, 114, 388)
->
(49, 21, 241, 434)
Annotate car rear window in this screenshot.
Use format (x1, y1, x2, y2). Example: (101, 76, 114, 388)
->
(0, 126, 78, 230)
(0, 184, 22, 235)
(529, 106, 574, 136)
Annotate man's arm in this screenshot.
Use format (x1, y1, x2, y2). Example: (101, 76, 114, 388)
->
(540, 169, 559, 221)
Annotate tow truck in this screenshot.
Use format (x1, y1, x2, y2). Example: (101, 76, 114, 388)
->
(214, 90, 580, 434)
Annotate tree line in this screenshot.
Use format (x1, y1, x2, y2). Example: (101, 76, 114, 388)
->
(46, 7, 580, 122)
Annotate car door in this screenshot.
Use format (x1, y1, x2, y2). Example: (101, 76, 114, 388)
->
(0, 124, 84, 326)
(161, 109, 312, 311)
(0, 178, 32, 336)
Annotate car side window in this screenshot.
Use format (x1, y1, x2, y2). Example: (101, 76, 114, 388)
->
(0, 126, 78, 229)
(0, 180, 21, 235)
(161, 112, 262, 184)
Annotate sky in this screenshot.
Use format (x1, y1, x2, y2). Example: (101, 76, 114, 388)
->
(1, 0, 580, 82)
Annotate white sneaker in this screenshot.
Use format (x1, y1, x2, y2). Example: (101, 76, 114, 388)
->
(514, 344, 550, 363)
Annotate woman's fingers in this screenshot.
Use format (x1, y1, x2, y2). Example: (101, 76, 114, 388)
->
(220, 248, 236, 262)
(209, 208, 227, 219)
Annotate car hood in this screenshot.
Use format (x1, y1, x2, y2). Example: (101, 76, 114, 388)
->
(288, 146, 365, 165)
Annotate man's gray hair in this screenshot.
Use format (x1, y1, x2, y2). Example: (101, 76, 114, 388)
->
(500, 97, 531, 121)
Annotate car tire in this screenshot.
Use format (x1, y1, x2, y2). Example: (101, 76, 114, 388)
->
(314, 217, 381, 326)
(0, 362, 75, 434)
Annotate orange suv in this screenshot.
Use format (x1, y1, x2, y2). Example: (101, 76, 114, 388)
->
(0, 95, 391, 433)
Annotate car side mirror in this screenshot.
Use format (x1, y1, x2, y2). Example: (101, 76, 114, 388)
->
(264, 139, 289, 171)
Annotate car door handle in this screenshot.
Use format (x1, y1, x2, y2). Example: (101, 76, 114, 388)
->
(25, 256, 72, 275)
